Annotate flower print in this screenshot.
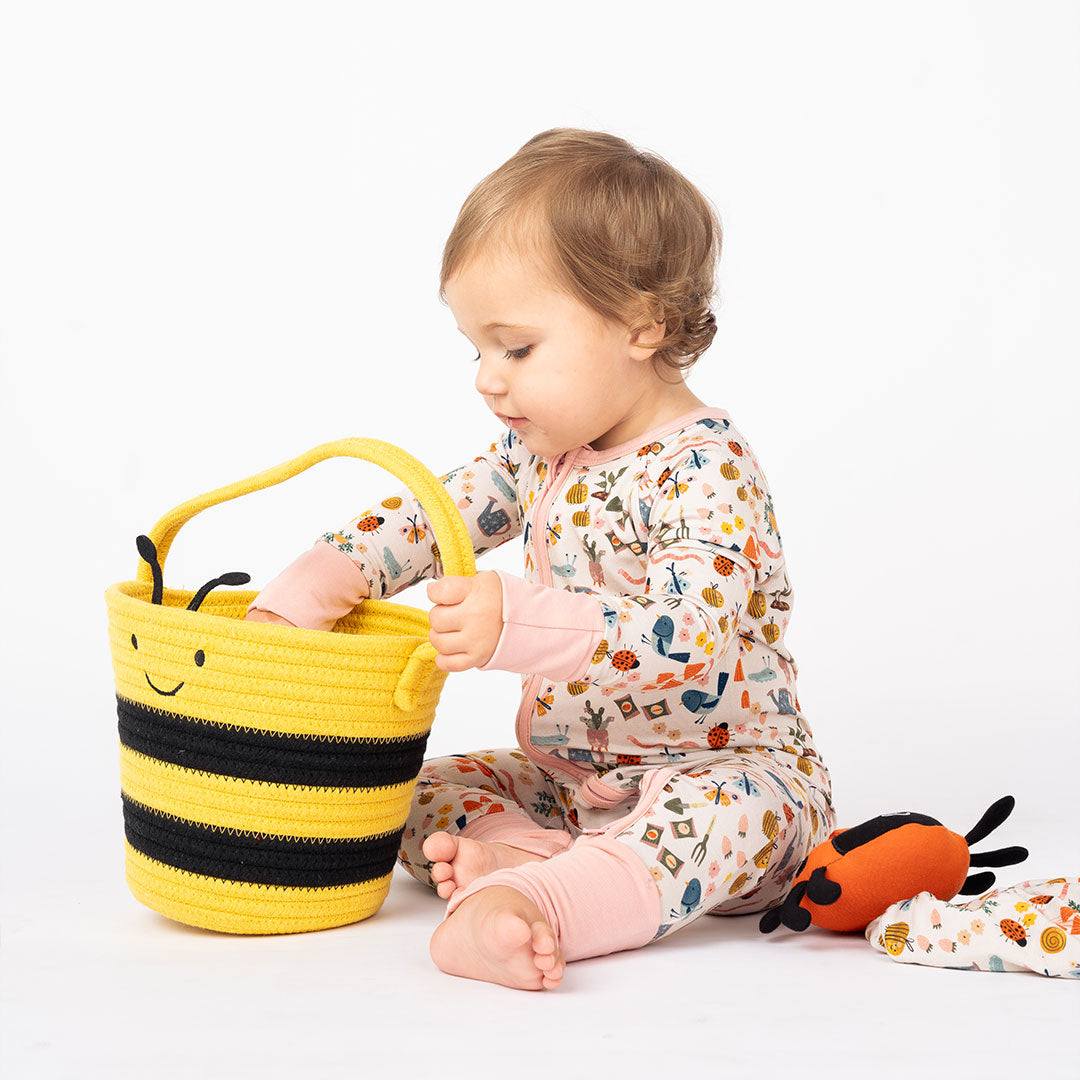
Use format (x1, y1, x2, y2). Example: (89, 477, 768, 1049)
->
(733, 515, 745, 530)
(653, 722, 665, 733)
(704, 881, 716, 898)
(668, 729, 681, 740)
(708, 860, 721, 879)
(1021, 912, 1037, 928)
(678, 627, 692, 643)
(721, 522, 734, 535)
(971, 919, 985, 935)
(618, 609, 633, 624)
(957, 929, 971, 946)
(696, 631, 709, 647)
(682, 612, 695, 626)
(1014, 901, 1030, 913)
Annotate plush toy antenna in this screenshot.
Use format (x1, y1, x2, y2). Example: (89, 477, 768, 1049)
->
(956, 795, 1028, 895)
(187, 572, 252, 612)
(135, 535, 164, 605)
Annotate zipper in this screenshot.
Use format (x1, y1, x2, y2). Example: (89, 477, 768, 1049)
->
(514, 450, 595, 785)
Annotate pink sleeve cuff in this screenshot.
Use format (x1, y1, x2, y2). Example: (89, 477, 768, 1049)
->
(246, 542, 370, 631)
(477, 569, 606, 681)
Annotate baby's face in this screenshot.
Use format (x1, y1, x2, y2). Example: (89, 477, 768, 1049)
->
(444, 243, 664, 458)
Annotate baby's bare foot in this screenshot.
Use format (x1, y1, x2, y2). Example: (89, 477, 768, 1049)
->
(429, 884, 564, 990)
(422, 831, 547, 900)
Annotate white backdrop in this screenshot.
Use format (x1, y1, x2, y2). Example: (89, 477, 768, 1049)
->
(2, 2, 1078, 1076)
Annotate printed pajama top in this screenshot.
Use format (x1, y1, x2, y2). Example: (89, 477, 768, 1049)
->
(300, 405, 828, 803)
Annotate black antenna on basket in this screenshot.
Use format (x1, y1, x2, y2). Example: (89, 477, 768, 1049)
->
(135, 534, 250, 611)
(187, 572, 251, 612)
(136, 535, 165, 605)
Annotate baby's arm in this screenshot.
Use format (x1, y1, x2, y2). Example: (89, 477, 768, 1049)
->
(245, 431, 522, 631)
(477, 445, 757, 688)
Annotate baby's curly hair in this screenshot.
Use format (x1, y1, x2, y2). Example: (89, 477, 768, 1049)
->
(439, 128, 722, 380)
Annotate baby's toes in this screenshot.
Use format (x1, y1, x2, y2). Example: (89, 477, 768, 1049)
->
(530, 921, 558, 958)
(435, 877, 460, 900)
(422, 831, 458, 864)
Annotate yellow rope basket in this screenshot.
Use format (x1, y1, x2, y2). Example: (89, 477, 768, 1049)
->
(104, 438, 474, 934)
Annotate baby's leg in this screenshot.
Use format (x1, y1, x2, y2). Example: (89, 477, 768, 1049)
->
(429, 752, 834, 989)
(397, 749, 573, 896)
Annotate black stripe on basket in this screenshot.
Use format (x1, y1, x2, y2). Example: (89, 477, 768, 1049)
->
(117, 696, 429, 788)
(122, 794, 403, 887)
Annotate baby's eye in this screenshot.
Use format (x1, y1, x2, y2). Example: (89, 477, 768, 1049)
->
(471, 346, 533, 362)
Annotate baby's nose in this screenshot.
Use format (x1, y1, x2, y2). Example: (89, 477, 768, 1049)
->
(474, 357, 509, 399)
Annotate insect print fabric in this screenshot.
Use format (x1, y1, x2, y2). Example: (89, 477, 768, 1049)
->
(866, 878, 1080, 978)
(396, 744, 835, 939)
(318, 405, 833, 827)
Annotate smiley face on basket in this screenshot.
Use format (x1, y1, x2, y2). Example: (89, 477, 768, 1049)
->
(129, 534, 250, 697)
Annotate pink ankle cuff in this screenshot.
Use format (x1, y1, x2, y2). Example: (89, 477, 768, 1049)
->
(444, 834, 662, 962)
(457, 813, 575, 857)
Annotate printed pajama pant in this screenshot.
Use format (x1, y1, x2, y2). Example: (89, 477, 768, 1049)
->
(397, 746, 836, 959)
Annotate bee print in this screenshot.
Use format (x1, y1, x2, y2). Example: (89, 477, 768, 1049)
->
(880, 922, 914, 956)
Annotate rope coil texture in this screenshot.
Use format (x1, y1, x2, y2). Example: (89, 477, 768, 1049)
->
(105, 438, 475, 934)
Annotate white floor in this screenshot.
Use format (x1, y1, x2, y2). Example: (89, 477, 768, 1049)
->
(3, 821, 1076, 1080)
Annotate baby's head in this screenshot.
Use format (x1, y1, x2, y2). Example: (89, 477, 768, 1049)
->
(441, 129, 722, 456)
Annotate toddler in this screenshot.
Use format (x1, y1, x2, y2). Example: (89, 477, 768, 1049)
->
(246, 128, 836, 990)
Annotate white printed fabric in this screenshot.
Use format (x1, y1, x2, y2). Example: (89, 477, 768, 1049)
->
(318, 406, 834, 824)
(866, 877, 1080, 977)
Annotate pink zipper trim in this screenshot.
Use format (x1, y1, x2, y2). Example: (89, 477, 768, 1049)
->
(514, 450, 596, 785)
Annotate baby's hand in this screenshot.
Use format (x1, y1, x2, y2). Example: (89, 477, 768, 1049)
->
(426, 572, 503, 672)
(244, 609, 297, 628)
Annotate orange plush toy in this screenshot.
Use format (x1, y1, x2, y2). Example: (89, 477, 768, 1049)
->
(759, 796, 1029, 934)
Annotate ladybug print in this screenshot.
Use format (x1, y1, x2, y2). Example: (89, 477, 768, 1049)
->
(999, 918, 1027, 947)
(637, 441, 663, 457)
(354, 513, 385, 533)
(610, 649, 640, 672)
(707, 723, 730, 749)
(712, 553, 738, 577)
(615, 753, 642, 766)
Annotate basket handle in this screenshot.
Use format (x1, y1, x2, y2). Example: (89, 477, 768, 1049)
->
(136, 437, 477, 583)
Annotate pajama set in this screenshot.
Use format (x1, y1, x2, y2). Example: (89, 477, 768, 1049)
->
(251, 405, 836, 960)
